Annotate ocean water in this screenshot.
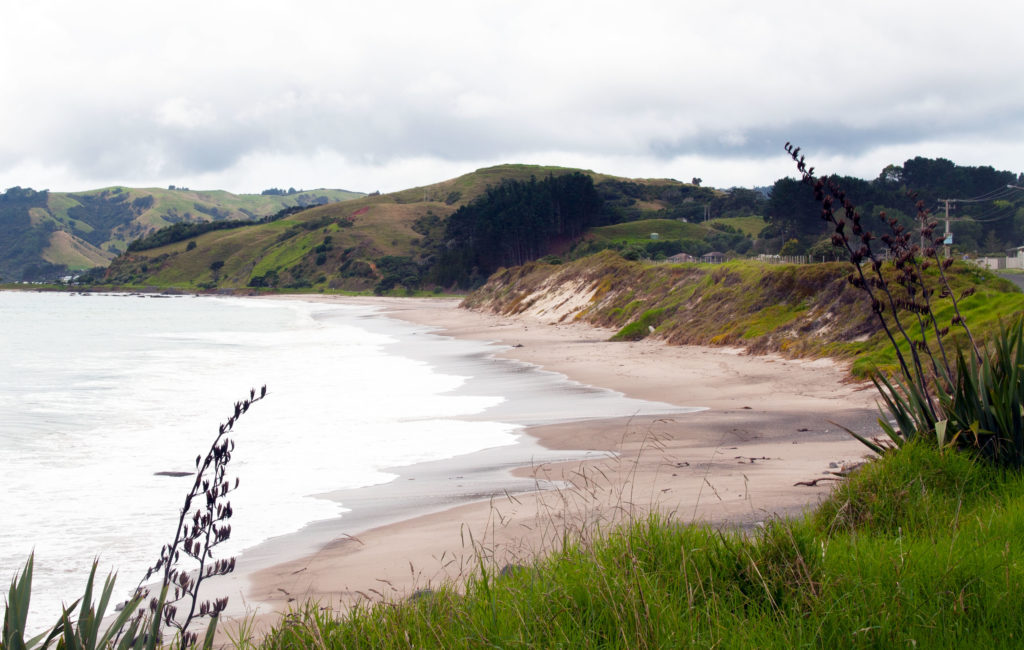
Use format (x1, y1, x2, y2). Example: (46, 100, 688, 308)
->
(0, 291, 688, 625)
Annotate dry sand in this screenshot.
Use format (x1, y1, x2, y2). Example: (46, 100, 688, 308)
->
(233, 296, 880, 637)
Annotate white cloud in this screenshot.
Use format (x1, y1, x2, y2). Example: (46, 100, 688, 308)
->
(1, 0, 1021, 193)
(155, 98, 217, 129)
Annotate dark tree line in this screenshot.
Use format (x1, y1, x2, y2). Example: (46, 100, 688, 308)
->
(765, 157, 1024, 254)
(431, 173, 605, 287)
(595, 178, 719, 222)
(898, 156, 1017, 200)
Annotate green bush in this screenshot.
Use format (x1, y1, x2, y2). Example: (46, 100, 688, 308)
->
(611, 307, 665, 341)
(778, 238, 803, 256)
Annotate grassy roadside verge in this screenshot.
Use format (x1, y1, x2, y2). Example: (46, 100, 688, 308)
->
(244, 442, 1023, 648)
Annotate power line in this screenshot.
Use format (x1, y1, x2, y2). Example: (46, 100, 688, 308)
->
(963, 204, 1017, 223)
(955, 184, 1024, 203)
(928, 184, 1024, 255)
(934, 184, 1024, 226)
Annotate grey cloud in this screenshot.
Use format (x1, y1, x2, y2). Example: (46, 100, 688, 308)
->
(44, 120, 262, 181)
(649, 104, 1024, 163)
(11, 69, 1024, 188)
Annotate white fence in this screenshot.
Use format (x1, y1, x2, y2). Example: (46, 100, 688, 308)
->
(756, 254, 809, 265)
(973, 256, 1024, 271)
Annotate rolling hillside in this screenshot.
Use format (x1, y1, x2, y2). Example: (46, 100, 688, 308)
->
(0, 185, 363, 281)
(103, 165, 731, 292)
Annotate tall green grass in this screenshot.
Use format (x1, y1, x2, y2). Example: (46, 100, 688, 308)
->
(250, 443, 1024, 648)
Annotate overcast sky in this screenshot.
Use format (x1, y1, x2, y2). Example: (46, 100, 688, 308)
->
(1, 1, 1020, 194)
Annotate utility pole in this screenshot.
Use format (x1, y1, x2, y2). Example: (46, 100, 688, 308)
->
(937, 198, 953, 259)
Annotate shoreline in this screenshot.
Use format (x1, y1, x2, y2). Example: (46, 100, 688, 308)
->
(230, 296, 879, 638)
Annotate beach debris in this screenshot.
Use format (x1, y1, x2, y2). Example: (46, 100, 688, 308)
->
(830, 461, 865, 476)
(154, 471, 193, 477)
(794, 477, 842, 487)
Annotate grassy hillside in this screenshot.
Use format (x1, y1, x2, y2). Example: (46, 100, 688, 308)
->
(40, 230, 111, 269)
(464, 250, 1024, 377)
(567, 216, 759, 262)
(585, 218, 713, 242)
(0, 185, 363, 281)
(707, 214, 766, 237)
(102, 165, 726, 292)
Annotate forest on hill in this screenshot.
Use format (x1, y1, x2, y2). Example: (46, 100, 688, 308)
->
(764, 157, 1024, 258)
(430, 173, 606, 287)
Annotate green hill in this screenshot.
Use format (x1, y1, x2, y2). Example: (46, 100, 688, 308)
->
(101, 165, 732, 292)
(570, 216, 762, 261)
(0, 185, 363, 281)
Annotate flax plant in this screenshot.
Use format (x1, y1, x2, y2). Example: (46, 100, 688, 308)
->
(2, 556, 150, 650)
(133, 386, 268, 648)
(786, 144, 1024, 466)
(2, 387, 267, 650)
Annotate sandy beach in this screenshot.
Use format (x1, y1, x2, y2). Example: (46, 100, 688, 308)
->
(234, 296, 880, 637)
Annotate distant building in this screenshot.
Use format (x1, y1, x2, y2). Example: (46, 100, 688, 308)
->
(666, 253, 696, 263)
(701, 251, 726, 264)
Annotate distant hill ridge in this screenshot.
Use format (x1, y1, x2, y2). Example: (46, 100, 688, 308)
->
(101, 164, 723, 292)
(8, 156, 1018, 289)
(0, 185, 363, 281)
